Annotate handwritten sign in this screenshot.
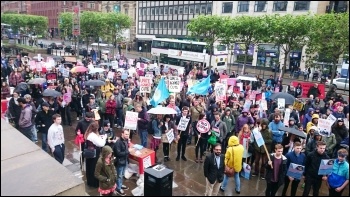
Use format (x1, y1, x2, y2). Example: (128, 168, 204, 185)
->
(277, 98, 285, 110)
(243, 100, 252, 111)
(227, 78, 236, 86)
(139, 77, 152, 93)
(63, 93, 71, 103)
(46, 73, 57, 84)
(61, 68, 70, 77)
(317, 119, 333, 136)
(215, 82, 226, 102)
(143, 155, 152, 169)
(166, 129, 174, 143)
(252, 128, 265, 147)
(327, 114, 337, 125)
(177, 117, 190, 131)
(107, 71, 114, 80)
(293, 100, 304, 111)
(111, 61, 118, 69)
(283, 108, 291, 126)
(168, 76, 181, 93)
(124, 111, 138, 130)
(318, 159, 335, 175)
(128, 59, 134, 65)
(287, 163, 305, 180)
(196, 119, 210, 133)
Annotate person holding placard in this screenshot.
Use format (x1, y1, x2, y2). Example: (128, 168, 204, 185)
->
(175, 106, 192, 161)
(281, 142, 306, 196)
(331, 118, 349, 158)
(161, 114, 176, 162)
(326, 148, 349, 196)
(194, 114, 209, 163)
(302, 141, 329, 196)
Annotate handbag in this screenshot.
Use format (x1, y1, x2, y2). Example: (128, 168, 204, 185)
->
(328, 172, 346, 188)
(224, 147, 235, 177)
(83, 142, 96, 159)
(208, 133, 218, 145)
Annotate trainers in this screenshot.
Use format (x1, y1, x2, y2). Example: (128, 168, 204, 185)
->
(121, 185, 129, 190)
(176, 156, 180, 161)
(76, 117, 79, 121)
(261, 176, 265, 180)
(115, 189, 125, 196)
(219, 187, 225, 192)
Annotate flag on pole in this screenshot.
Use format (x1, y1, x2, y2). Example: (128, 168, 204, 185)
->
(150, 78, 170, 107)
(187, 75, 211, 95)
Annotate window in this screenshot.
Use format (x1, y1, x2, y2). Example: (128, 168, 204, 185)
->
(254, 1, 267, 12)
(89, 3, 95, 9)
(184, 5, 189, 14)
(168, 21, 173, 29)
(159, 21, 163, 29)
(273, 1, 288, 11)
(217, 45, 227, 51)
(169, 7, 173, 14)
(238, 1, 249, 12)
(125, 8, 128, 15)
(192, 44, 205, 53)
(63, 1, 66, 6)
(178, 21, 183, 29)
(222, 2, 233, 13)
(201, 4, 206, 14)
(155, 21, 158, 28)
(150, 22, 155, 29)
(151, 8, 155, 15)
(174, 21, 178, 28)
(195, 5, 200, 14)
(207, 3, 212, 13)
(142, 8, 147, 15)
(183, 21, 188, 29)
(189, 5, 195, 14)
(159, 7, 164, 15)
(155, 7, 159, 15)
(164, 7, 168, 14)
(181, 43, 192, 50)
(179, 6, 184, 14)
(294, 1, 310, 11)
(174, 6, 178, 14)
(146, 22, 150, 28)
(80, 2, 83, 8)
(147, 8, 150, 15)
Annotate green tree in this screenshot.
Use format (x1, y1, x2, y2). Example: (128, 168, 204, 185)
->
(266, 14, 312, 78)
(187, 15, 227, 73)
(1, 13, 48, 36)
(223, 16, 269, 74)
(306, 12, 349, 85)
(58, 12, 73, 39)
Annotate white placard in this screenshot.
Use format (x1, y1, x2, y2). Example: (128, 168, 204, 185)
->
(215, 82, 226, 102)
(143, 155, 152, 169)
(111, 61, 118, 69)
(168, 76, 181, 93)
(177, 117, 190, 131)
(124, 111, 138, 130)
(326, 114, 337, 125)
(107, 71, 114, 80)
(155, 67, 160, 75)
(317, 119, 333, 136)
(277, 98, 285, 110)
(283, 108, 291, 126)
(166, 129, 174, 143)
(62, 68, 70, 77)
(139, 77, 152, 93)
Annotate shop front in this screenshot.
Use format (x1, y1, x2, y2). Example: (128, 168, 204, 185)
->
(233, 43, 254, 65)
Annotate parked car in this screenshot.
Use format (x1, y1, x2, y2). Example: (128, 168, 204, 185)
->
(326, 78, 349, 90)
(49, 42, 63, 49)
(137, 57, 152, 64)
(64, 45, 76, 54)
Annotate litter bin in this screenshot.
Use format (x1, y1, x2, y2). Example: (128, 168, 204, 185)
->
(47, 47, 52, 55)
(144, 165, 173, 196)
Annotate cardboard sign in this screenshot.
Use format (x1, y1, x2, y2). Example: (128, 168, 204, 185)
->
(107, 71, 114, 80)
(46, 73, 57, 84)
(293, 100, 304, 111)
(196, 119, 210, 133)
(287, 163, 305, 180)
(124, 111, 138, 130)
(177, 117, 190, 131)
(317, 119, 333, 136)
(61, 68, 70, 77)
(318, 159, 335, 175)
(215, 82, 226, 102)
(326, 114, 337, 125)
(252, 128, 265, 147)
(227, 78, 236, 86)
(111, 61, 118, 69)
(168, 76, 181, 93)
(283, 108, 291, 126)
(139, 77, 152, 93)
(291, 81, 325, 99)
(277, 98, 285, 110)
(166, 129, 174, 143)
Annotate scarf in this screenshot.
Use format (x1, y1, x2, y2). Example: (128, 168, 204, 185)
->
(240, 131, 251, 145)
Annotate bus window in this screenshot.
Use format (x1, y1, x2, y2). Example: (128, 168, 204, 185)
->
(216, 45, 227, 51)
(217, 62, 225, 67)
(181, 43, 192, 51)
(192, 44, 205, 53)
(169, 42, 179, 50)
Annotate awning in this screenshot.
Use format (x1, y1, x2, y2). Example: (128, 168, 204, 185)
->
(136, 35, 156, 41)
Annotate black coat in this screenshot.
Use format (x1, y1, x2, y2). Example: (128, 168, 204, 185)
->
(203, 153, 225, 184)
(35, 110, 54, 134)
(265, 154, 288, 187)
(113, 137, 129, 167)
(8, 98, 21, 120)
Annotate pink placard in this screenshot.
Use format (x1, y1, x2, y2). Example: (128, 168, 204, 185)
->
(63, 93, 71, 103)
(227, 78, 236, 86)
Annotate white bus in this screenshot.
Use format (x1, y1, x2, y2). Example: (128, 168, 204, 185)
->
(151, 38, 228, 72)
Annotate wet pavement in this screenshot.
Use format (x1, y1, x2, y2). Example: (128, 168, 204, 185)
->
(33, 111, 349, 196)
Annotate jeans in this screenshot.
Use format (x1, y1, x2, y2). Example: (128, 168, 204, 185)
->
(31, 125, 38, 141)
(116, 108, 124, 127)
(139, 129, 148, 148)
(221, 172, 241, 192)
(41, 133, 48, 152)
(53, 144, 65, 164)
(116, 165, 126, 190)
(302, 176, 322, 196)
(20, 125, 34, 142)
(281, 176, 300, 196)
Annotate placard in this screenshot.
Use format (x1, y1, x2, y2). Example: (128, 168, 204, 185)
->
(46, 73, 57, 84)
(260, 100, 268, 110)
(196, 119, 211, 133)
(111, 61, 118, 69)
(107, 71, 114, 80)
(124, 111, 138, 130)
(166, 129, 174, 143)
(318, 159, 335, 175)
(143, 155, 152, 169)
(283, 108, 291, 126)
(145, 72, 153, 78)
(128, 59, 134, 65)
(326, 114, 337, 125)
(252, 128, 265, 147)
(227, 78, 236, 86)
(233, 86, 240, 93)
(317, 119, 333, 136)
(61, 68, 70, 77)
(139, 77, 152, 93)
(215, 82, 226, 102)
(286, 163, 305, 180)
(277, 98, 285, 110)
(177, 117, 190, 131)
(243, 100, 252, 111)
(168, 76, 181, 93)
(293, 100, 304, 111)
(63, 93, 71, 103)
(36, 61, 43, 72)
(241, 162, 251, 180)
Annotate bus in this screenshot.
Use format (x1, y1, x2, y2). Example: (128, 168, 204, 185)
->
(151, 38, 228, 73)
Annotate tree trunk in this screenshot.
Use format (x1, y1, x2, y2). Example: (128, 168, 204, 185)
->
(242, 47, 249, 75)
(330, 62, 337, 85)
(208, 44, 213, 74)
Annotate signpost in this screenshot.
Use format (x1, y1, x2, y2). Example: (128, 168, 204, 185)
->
(72, 5, 80, 59)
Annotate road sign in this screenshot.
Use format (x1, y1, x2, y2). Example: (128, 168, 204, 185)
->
(72, 6, 80, 36)
(196, 119, 210, 133)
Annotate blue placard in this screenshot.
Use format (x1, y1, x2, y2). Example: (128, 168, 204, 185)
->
(252, 128, 265, 147)
(241, 162, 251, 180)
(318, 159, 334, 175)
(121, 73, 128, 80)
(286, 163, 304, 180)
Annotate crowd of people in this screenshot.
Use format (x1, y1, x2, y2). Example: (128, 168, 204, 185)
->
(1, 52, 349, 196)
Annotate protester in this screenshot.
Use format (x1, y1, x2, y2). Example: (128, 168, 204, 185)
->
(326, 148, 349, 196)
(47, 114, 65, 164)
(35, 102, 54, 152)
(175, 106, 192, 161)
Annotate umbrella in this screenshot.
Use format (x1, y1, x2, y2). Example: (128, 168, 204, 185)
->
(270, 92, 296, 104)
(15, 82, 29, 92)
(28, 78, 46, 84)
(71, 66, 88, 73)
(279, 126, 307, 139)
(89, 67, 105, 74)
(85, 80, 105, 86)
(42, 89, 62, 97)
(147, 106, 177, 115)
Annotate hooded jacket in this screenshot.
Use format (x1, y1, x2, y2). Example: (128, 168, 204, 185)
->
(221, 107, 236, 134)
(253, 118, 273, 153)
(94, 146, 116, 190)
(303, 108, 314, 129)
(323, 133, 336, 155)
(306, 132, 323, 155)
(225, 136, 244, 172)
(331, 123, 348, 145)
(306, 114, 319, 134)
(235, 109, 254, 133)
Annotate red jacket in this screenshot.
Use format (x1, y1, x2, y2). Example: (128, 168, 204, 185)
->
(105, 99, 116, 115)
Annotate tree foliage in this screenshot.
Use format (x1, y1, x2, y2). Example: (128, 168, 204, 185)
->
(305, 12, 349, 84)
(1, 13, 48, 36)
(58, 12, 73, 38)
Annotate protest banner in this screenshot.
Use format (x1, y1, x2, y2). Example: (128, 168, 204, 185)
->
(227, 78, 236, 86)
(140, 77, 152, 93)
(317, 119, 333, 136)
(215, 83, 226, 102)
(286, 163, 305, 180)
(46, 73, 57, 84)
(327, 114, 337, 125)
(283, 108, 291, 126)
(124, 111, 138, 130)
(119, 59, 124, 66)
(168, 76, 181, 93)
(252, 128, 265, 147)
(318, 159, 335, 175)
(177, 117, 190, 131)
(166, 129, 174, 143)
(111, 61, 118, 69)
(145, 72, 153, 78)
(155, 67, 160, 75)
(220, 78, 228, 89)
(196, 119, 211, 133)
(233, 86, 240, 94)
(62, 68, 70, 77)
(293, 100, 304, 111)
(277, 98, 285, 110)
(107, 71, 114, 80)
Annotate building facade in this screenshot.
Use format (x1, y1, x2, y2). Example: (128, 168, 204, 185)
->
(135, 1, 213, 52)
(1, 1, 31, 14)
(101, 1, 137, 48)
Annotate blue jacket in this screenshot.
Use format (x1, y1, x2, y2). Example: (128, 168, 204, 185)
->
(152, 119, 161, 137)
(302, 108, 314, 128)
(332, 159, 349, 180)
(268, 121, 284, 143)
(285, 151, 306, 180)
